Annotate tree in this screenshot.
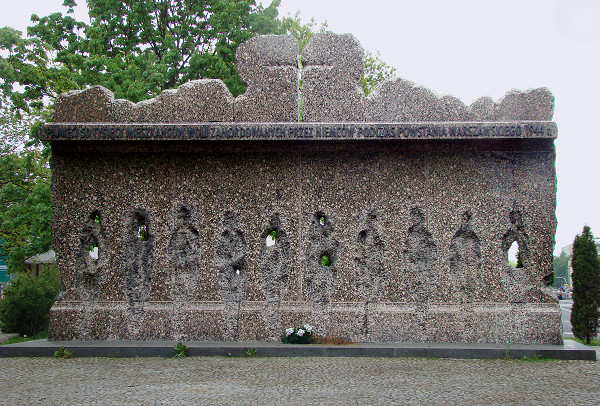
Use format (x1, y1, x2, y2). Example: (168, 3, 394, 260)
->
(570, 226, 600, 344)
(1, 0, 283, 115)
(0, 136, 52, 274)
(278, 11, 328, 51)
(516, 249, 524, 268)
(361, 50, 396, 96)
(0, 101, 36, 152)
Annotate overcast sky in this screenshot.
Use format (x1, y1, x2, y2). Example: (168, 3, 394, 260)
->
(2, 0, 599, 254)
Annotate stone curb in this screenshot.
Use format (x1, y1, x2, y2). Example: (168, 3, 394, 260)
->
(0, 339, 594, 360)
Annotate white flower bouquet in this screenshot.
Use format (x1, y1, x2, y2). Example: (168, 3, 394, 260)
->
(281, 324, 315, 344)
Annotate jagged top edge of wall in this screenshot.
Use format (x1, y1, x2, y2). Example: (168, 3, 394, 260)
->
(51, 32, 555, 125)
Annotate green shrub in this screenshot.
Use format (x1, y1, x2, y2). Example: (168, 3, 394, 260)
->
(53, 346, 73, 358)
(173, 342, 188, 358)
(0, 266, 61, 337)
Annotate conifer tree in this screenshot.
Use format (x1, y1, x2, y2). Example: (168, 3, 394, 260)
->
(516, 249, 524, 268)
(570, 226, 600, 344)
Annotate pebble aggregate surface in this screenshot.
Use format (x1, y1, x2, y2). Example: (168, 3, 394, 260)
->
(1, 353, 599, 405)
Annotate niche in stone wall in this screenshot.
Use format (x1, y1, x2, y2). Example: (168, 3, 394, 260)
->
(403, 207, 438, 303)
(304, 212, 339, 304)
(125, 209, 153, 303)
(501, 210, 532, 303)
(169, 206, 201, 301)
(508, 241, 521, 268)
(354, 211, 386, 302)
(449, 211, 482, 303)
(78, 210, 106, 300)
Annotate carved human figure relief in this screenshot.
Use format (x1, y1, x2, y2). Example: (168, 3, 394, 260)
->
(449, 211, 482, 303)
(354, 211, 386, 302)
(258, 214, 291, 304)
(403, 207, 438, 303)
(304, 212, 339, 304)
(216, 211, 248, 305)
(258, 214, 291, 340)
(169, 206, 202, 301)
(215, 211, 248, 340)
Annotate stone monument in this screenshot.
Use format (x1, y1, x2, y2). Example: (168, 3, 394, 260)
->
(43, 33, 560, 344)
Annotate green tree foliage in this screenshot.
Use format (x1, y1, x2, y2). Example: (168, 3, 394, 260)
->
(516, 249, 524, 268)
(361, 51, 396, 96)
(0, 137, 52, 274)
(0, 265, 60, 336)
(570, 226, 600, 344)
(0, 101, 38, 152)
(553, 251, 570, 288)
(0, 0, 283, 114)
(278, 11, 328, 51)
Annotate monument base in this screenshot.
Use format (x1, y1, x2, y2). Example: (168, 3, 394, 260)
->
(48, 300, 563, 345)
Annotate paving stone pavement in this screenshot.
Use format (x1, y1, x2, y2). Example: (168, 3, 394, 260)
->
(1, 354, 599, 405)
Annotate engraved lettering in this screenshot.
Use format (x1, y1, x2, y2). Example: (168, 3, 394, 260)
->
(41, 123, 556, 142)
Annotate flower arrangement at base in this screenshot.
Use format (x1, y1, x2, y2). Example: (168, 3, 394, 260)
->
(281, 324, 315, 344)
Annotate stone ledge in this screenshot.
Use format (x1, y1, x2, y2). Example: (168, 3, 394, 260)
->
(0, 339, 594, 360)
(41, 122, 557, 142)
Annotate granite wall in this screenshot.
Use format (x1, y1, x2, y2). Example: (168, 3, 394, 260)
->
(43, 33, 561, 344)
